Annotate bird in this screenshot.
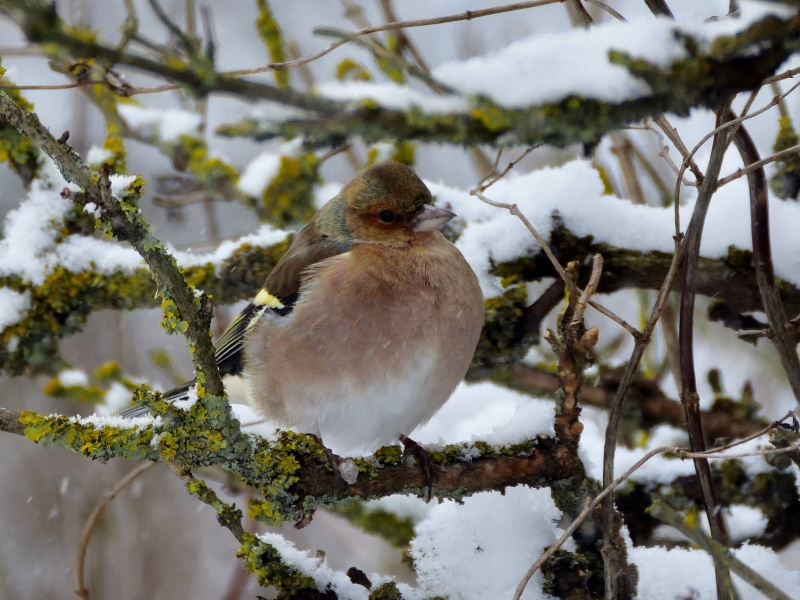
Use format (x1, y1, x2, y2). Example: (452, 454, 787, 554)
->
(127, 161, 485, 484)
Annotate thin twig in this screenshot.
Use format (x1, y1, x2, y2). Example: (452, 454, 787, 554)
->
(225, 0, 564, 77)
(474, 147, 535, 193)
(654, 115, 705, 184)
(76, 462, 156, 600)
(584, 0, 627, 21)
(764, 65, 800, 85)
(572, 254, 603, 325)
(717, 143, 800, 188)
(678, 104, 735, 600)
(473, 189, 641, 337)
(731, 120, 800, 405)
(649, 501, 792, 600)
(515, 414, 792, 600)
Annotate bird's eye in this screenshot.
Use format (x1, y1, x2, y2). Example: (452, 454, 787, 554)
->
(379, 210, 396, 223)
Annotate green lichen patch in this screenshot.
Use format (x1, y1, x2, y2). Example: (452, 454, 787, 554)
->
(19, 409, 160, 463)
(237, 533, 320, 596)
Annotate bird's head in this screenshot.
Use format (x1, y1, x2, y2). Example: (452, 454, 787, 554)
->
(337, 161, 455, 246)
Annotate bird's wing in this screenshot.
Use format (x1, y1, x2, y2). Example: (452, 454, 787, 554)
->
(120, 217, 349, 417)
(212, 219, 350, 377)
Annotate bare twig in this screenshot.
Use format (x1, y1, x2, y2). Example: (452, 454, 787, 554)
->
(584, 0, 627, 21)
(649, 501, 792, 600)
(474, 147, 535, 193)
(731, 120, 800, 404)
(515, 415, 790, 600)
(475, 189, 641, 337)
(764, 65, 800, 85)
(76, 462, 156, 600)
(572, 254, 603, 325)
(225, 0, 565, 77)
(678, 104, 734, 599)
(654, 115, 705, 184)
(718, 143, 800, 188)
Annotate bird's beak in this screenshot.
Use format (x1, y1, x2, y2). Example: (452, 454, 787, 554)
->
(411, 206, 456, 233)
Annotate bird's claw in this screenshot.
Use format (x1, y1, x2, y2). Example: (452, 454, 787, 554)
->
(400, 434, 438, 501)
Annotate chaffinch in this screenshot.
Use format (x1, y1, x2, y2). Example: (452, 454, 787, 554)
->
(131, 162, 484, 479)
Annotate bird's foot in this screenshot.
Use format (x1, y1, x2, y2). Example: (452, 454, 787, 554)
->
(400, 434, 437, 501)
(309, 434, 358, 485)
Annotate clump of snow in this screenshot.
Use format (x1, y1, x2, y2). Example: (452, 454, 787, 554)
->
(632, 543, 800, 599)
(434, 4, 787, 108)
(412, 381, 554, 447)
(117, 104, 202, 142)
(173, 225, 288, 268)
(427, 157, 800, 298)
(316, 81, 468, 114)
(69, 413, 161, 430)
(171, 384, 198, 411)
(54, 234, 144, 276)
(0, 288, 30, 330)
(110, 174, 137, 196)
(82, 202, 101, 217)
(410, 485, 565, 600)
(257, 532, 398, 600)
(57, 369, 89, 387)
(0, 181, 74, 285)
(86, 146, 113, 166)
(236, 138, 305, 198)
(725, 504, 768, 542)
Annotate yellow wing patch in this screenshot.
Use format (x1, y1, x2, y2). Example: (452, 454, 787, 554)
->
(253, 288, 285, 309)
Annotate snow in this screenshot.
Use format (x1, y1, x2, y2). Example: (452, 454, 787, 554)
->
(426, 157, 800, 297)
(173, 225, 288, 268)
(82, 201, 101, 217)
(85, 146, 112, 166)
(170, 384, 198, 411)
(725, 504, 768, 542)
(236, 138, 304, 198)
(110, 174, 137, 196)
(0, 288, 30, 330)
(409, 485, 565, 600)
(434, 3, 788, 108)
(68, 413, 162, 430)
(632, 543, 800, 599)
(412, 381, 555, 447)
(117, 104, 202, 142)
(57, 369, 88, 387)
(316, 81, 468, 114)
(257, 532, 402, 600)
(0, 179, 74, 285)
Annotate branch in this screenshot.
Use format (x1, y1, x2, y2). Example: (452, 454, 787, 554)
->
(678, 105, 734, 597)
(0, 89, 223, 397)
(649, 500, 793, 600)
(732, 120, 800, 403)
(499, 363, 769, 442)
